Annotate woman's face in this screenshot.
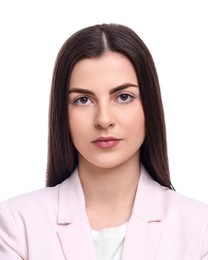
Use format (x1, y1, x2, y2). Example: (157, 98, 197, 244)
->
(68, 52, 145, 170)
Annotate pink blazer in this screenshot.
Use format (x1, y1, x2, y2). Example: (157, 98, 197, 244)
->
(0, 166, 208, 259)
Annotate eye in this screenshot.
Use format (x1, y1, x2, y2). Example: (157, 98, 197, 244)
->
(74, 96, 93, 105)
(116, 93, 135, 104)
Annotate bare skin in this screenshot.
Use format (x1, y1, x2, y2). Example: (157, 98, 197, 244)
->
(78, 152, 140, 230)
(68, 52, 145, 230)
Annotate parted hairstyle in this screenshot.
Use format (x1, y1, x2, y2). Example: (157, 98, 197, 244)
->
(46, 23, 174, 190)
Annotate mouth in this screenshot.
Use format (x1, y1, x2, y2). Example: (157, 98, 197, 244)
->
(92, 137, 122, 149)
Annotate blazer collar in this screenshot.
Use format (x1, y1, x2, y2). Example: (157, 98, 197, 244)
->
(132, 165, 165, 222)
(57, 169, 96, 259)
(122, 165, 165, 259)
(57, 168, 86, 224)
(57, 166, 165, 224)
(56, 166, 166, 260)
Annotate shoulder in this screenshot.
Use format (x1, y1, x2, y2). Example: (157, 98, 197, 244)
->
(0, 185, 59, 212)
(141, 166, 208, 219)
(0, 170, 80, 220)
(0, 185, 61, 258)
(160, 187, 208, 257)
(0, 176, 70, 223)
(164, 188, 208, 219)
(0, 175, 79, 259)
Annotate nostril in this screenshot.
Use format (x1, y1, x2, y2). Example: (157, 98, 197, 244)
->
(94, 120, 115, 129)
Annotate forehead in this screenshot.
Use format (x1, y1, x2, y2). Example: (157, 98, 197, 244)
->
(69, 52, 138, 89)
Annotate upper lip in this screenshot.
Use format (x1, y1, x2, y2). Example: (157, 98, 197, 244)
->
(92, 137, 121, 142)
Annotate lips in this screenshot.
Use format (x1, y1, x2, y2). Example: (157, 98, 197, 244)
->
(92, 137, 121, 149)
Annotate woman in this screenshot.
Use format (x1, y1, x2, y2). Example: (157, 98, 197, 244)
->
(0, 23, 208, 260)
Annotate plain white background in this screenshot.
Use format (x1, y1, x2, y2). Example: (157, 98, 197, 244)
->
(0, 0, 207, 203)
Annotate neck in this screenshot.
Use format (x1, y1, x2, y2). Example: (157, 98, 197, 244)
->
(79, 162, 140, 198)
(78, 155, 141, 229)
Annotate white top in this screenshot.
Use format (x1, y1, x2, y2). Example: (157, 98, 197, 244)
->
(92, 223, 127, 260)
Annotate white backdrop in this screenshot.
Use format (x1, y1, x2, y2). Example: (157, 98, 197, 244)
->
(0, 0, 207, 203)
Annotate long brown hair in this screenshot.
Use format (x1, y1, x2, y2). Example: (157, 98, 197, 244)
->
(46, 23, 174, 189)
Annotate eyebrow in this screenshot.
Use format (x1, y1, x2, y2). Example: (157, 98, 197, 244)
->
(68, 83, 138, 95)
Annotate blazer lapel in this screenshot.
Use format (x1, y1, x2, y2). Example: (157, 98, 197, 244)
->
(57, 218, 96, 260)
(122, 166, 165, 260)
(56, 170, 96, 260)
(122, 217, 162, 260)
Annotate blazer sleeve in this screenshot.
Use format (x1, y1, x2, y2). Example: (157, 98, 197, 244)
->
(0, 203, 26, 260)
(201, 221, 208, 259)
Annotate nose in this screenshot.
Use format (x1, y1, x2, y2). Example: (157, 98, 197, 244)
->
(94, 103, 115, 129)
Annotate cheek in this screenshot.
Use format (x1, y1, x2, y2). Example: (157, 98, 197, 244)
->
(68, 108, 83, 128)
(68, 110, 91, 142)
(129, 108, 145, 142)
(124, 105, 145, 128)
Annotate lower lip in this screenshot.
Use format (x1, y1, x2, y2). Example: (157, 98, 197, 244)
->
(93, 140, 120, 149)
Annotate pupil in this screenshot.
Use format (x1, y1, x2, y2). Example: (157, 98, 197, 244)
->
(81, 97, 88, 103)
(121, 94, 127, 100)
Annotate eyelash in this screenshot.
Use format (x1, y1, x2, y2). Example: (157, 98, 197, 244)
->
(73, 93, 135, 106)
